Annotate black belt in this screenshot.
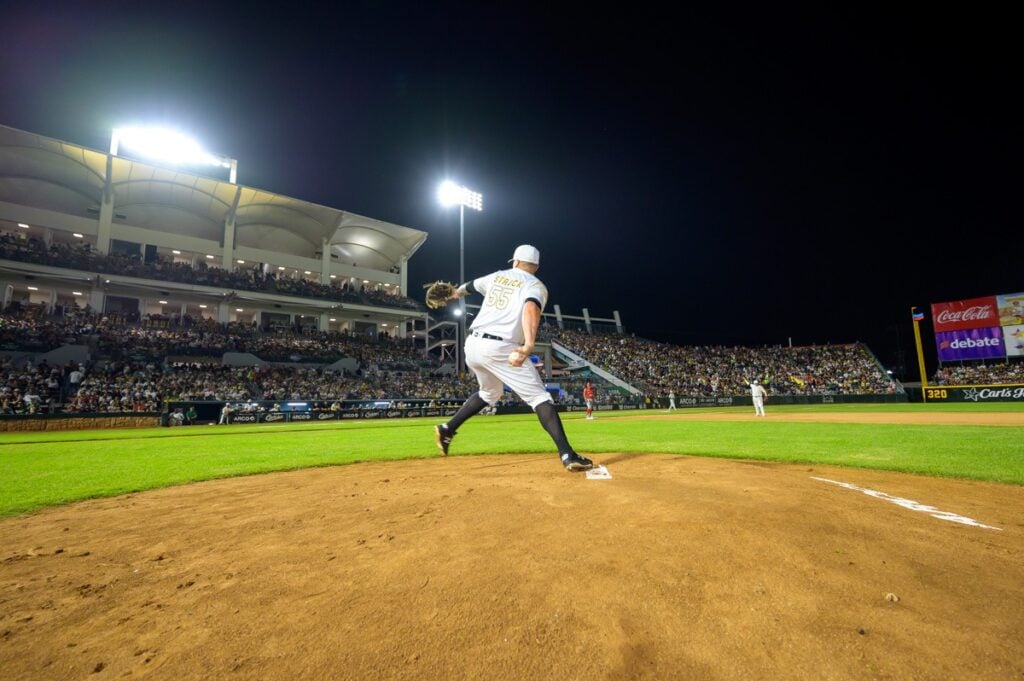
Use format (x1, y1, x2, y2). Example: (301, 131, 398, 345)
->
(472, 330, 504, 341)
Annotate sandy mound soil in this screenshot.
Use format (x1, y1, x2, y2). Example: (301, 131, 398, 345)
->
(1, 453, 1021, 680)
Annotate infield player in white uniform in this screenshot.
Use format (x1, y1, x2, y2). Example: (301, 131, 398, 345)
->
(750, 379, 767, 416)
(434, 245, 594, 472)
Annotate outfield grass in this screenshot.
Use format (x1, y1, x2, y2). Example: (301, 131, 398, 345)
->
(1, 405, 1022, 517)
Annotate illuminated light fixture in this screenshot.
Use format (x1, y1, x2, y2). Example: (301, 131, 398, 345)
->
(199, 304, 207, 309)
(304, 270, 311, 275)
(172, 250, 181, 255)
(362, 279, 369, 283)
(277, 266, 285, 271)
(159, 300, 168, 304)
(329, 275, 336, 279)
(104, 280, 110, 283)
(73, 291, 83, 296)
(236, 308, 243, 312)
(329, 318, 336, 322)
(453, 308, 463, 317)
(237, 259, 245, 264)
(72, 233, 84, 238)
(111, 127, 234, 171)
(437, 180, 483, 211)
(381, 323, 388, 327)
(206, 254, 215, 259)
(27, 286, 38, 291)
(17, 223, 29, 228)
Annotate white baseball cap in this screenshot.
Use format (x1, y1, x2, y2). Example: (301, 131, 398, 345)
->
(509, 244, 540, 265)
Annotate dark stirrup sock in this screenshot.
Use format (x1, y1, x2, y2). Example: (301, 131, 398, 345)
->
(534, 401, 573, 453)
(446, 393, 489, 433)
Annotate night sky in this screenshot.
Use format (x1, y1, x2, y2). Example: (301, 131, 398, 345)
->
(0, 5, 1018, 378)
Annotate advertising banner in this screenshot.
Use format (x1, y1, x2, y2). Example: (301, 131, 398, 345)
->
(931, 296, 999, 332)
(935, 327, 1004, 361)
(997, 292, 1024, 327)
(1003, 325, 1024, 357)
(924, 385, 1024, 403)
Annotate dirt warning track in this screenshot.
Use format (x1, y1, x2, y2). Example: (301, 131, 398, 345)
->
(1, 452, 1022, 680)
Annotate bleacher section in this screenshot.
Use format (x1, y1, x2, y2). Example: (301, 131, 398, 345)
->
(2, 307, 911, 420)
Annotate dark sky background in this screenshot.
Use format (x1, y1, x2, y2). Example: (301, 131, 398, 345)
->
(0, 4, 1018, 379)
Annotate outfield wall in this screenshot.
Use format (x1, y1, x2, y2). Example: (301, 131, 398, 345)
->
(922, 384, 1024, 403)
(0, 413, 160, 431)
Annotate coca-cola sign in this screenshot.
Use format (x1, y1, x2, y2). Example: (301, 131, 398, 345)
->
(931, 296, 998, 331)
(935, 327, 1005, 361)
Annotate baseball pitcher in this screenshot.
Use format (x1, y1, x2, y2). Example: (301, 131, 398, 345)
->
(427, 244, 594, 472)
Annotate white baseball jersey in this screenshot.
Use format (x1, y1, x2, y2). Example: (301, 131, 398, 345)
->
(751, 384, 767, 400)
(469, 268, 548, 345)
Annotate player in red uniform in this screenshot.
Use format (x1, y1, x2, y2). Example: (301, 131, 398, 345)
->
(583, 380, 596, 420)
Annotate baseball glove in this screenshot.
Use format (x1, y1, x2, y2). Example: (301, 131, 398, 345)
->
(423, 280, 457, 309)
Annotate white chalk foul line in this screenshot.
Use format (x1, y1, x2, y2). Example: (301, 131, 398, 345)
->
(811, 477, 1001, 531)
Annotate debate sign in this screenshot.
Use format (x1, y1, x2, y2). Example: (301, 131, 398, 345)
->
(935, 327, 1005, 361)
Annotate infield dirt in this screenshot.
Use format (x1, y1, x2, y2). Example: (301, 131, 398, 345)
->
(2, 435, 1022, 680)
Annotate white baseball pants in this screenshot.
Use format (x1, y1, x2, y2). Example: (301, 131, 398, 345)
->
(465, 335, 552, 409)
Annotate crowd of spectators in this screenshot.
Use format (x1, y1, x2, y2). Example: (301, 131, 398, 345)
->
(552, 329, 900, 397)
(931, 362, 1024, 386)
(0, 232, 422, 311)
(0, 356, 66, 415)
(0, 308, 925, 419)
(252, 366, 476, 402)
(0, 307, 480, 414)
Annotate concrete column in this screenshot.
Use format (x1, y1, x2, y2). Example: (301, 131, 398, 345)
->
(223, 186, 241, 272)
(48, 289, 57, 314)
(613, 310, 623, 335)
(218, 302, 230, 324)
(583, 308, 592, 334)
(97, 194, 114, 255)
(319, 312, 330, 331)
(2, 284, 12, 310)
(321, 238, 331, 282)
(222, 219, 235, 272)
(554, 304, 564, 330)
(88, 290, 104, 313)
(97, 155, 114, 254)
(400, 255, 408, 296)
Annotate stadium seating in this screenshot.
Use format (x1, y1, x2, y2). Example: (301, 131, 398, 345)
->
(1, 306, 918, 417)
(931, 363, 1024, 386)
(0, 233, 423, 312)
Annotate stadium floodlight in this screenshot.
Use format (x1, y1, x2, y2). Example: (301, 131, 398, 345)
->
(110, 127, 238, 183)
(438, 180, 483, 374)
(437, 180, 483, 211)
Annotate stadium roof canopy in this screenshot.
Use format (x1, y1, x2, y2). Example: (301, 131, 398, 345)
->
(0, 124, 426, 271)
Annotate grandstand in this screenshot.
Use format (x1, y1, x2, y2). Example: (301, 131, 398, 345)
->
(0, 124, 911, 426)
(0, 124, 427, 336)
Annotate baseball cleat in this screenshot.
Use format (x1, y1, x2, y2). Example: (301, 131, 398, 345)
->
(434, 424, 454, 456)
(561, 451, 594, 472)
